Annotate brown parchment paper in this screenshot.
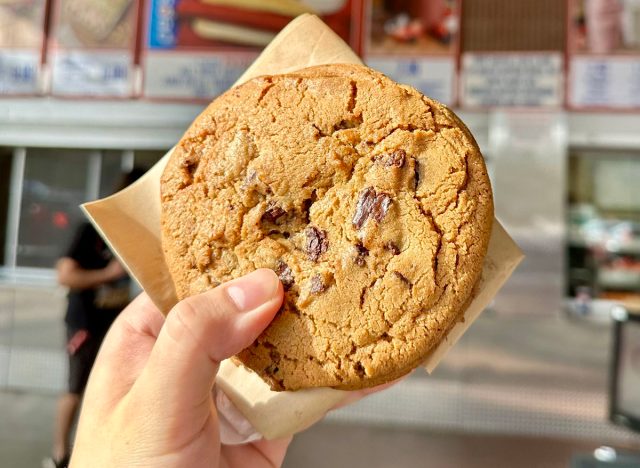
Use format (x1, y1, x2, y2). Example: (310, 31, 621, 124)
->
(83, 14, 524, 440)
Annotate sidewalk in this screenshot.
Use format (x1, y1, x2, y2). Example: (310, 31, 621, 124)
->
(0, 389, 609, 468)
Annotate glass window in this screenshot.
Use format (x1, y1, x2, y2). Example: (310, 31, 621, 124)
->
(134, 149, 167, 170)
(17, 148, 92, 268)
(6, 147, 169, 269)
(100, 150, 126, 199)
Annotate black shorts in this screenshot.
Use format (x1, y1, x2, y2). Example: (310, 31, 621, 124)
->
(66, 329, 106, 395)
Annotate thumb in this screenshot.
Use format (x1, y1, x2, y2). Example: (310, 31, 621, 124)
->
(131, 269, 283, 422)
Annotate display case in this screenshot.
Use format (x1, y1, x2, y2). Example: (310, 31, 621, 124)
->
(568, 148, 640, 312)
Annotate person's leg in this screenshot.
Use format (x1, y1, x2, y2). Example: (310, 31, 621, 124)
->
(49, 329, 94, 465)
(52, 392, 81, 462)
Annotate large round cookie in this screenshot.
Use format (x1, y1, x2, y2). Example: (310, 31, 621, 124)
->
(161, 64, 493, 391)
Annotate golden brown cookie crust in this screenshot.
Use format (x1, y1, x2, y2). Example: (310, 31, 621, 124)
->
(160, 64, 493, 391)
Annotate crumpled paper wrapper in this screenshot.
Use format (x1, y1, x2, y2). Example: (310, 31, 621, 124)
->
(83, 14, 523, 440)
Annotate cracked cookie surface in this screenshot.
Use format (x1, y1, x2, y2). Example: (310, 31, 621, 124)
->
(160, 64, 493, 391)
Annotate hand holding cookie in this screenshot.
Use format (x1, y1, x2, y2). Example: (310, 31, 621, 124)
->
(70, 269, 292, 468)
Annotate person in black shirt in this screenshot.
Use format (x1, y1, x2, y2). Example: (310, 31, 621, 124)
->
(45, 169, 144, 468)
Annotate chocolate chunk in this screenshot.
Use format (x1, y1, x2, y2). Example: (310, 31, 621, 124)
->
(377, 149, 406, 168)
(310, 274, 325, 294)
(385, 242, 400, 255)
(266, 363, 279, 374)
(301, 190, 317, 223)
(354, 242, 368, 266)
(269, 348, 281, 361)
(305, 226, 328, 262)
(353, 187, 393, 228)
(180, 153, 197, 168)
(371, 193, 392, 222)
(414, 158, 420, 191)
(180, 153, 199, 176)
(262, 201, 286, 223)
(274, 260, 294, 290)
(389, 149, 406, 167)
(352, 187, 376, 229)
(335, 117, 360, 130)
(393, 271, 411, 286)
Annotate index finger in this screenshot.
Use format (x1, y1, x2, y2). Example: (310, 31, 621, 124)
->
(85, 293, 165, 406)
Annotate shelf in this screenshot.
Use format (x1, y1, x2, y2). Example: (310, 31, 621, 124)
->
(598, 269, 640, 291)
(568, 232, 640, 256)
(602, 239, 640, 255)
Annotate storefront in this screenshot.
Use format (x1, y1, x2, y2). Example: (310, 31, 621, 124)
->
(1, 0, 639, 460)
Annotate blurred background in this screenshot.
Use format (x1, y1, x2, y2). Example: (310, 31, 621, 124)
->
(1, 0, 640, 467)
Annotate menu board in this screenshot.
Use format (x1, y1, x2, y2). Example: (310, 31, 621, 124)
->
(568, 0, 640, 109)
(363, 0, 459, 106)
(0, 0, 47, 95)
(142, 0, 360, 100)
(460, 53, 564, 108)
(49, 0, 140, 97)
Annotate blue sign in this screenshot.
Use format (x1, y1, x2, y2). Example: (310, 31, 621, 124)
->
(148, 0, 178, 48)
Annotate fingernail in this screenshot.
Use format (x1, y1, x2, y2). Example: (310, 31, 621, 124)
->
(226, 269, 280, 312)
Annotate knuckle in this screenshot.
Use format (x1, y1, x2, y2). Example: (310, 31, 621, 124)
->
(165, 290, 234, 355)
(166, 299, 201, 344)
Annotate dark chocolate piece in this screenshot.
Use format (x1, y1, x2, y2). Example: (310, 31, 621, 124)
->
(305, 226, 328, 262)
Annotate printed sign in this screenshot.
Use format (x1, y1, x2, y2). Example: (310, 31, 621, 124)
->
(570, 57, 640, 108)
(48, 0, 139, 97)
(366, 56, 455, 104)
(0, 1, 47, 95)
(567, 0, 640, 109)
(461, 53, 563, 108)
(0, 50, 40, 94)
(51, 51, 134, 97)
(143, 51, 258, 99)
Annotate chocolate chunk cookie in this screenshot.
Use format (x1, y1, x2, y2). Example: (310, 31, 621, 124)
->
(160, 64, 493, 391)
